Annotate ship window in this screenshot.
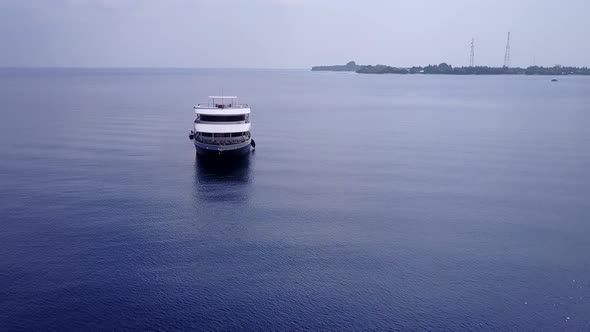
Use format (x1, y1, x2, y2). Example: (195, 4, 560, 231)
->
(200, 114, 245, 122)
(231, 132, 243, 137)
(201, 132, 213, 137)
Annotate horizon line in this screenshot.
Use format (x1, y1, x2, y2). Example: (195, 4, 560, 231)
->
(0, 66, 308, 70)
(1, 63, 588, 70)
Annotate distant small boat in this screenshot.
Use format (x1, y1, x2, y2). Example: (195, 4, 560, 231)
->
(551, 79, 558, 82)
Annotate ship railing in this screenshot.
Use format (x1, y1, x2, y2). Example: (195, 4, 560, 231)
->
(195, 137, 249, 145)
(194, 119, 249, 124)
(194, 103, 249, 109)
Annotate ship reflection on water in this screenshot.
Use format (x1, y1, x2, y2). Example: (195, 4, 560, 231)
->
(193, 154, 252, 203)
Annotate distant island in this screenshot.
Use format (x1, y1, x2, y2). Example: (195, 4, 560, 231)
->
(311, 61, 590, 75)
(311, 61, 361, 72)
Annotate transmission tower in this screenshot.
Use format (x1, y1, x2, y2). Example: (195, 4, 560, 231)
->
(503, 32, 511, 68)
(469, 38, 475, 67)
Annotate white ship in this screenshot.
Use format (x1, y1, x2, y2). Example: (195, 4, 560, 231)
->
(189, 96, 255, 157)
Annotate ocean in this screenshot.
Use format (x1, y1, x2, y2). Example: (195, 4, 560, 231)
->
(1, 68, 589, 330)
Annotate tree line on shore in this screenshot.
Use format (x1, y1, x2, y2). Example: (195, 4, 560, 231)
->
(312, 61, 590, 75)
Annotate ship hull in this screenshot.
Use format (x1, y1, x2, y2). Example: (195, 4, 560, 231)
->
(194, 140, 251, 158)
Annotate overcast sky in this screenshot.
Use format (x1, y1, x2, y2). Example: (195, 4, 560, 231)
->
(0, 0, 588, 68)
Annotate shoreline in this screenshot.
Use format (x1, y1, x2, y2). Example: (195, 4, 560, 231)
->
(312, 61, 590, 76)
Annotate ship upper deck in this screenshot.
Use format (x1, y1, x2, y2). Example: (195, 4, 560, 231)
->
(194, 96, 250, 115)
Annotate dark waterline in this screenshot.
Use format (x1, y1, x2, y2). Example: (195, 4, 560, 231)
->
(1, 69, 589, 330)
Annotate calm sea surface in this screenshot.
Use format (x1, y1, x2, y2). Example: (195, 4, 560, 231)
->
(1, 69, 589, 330)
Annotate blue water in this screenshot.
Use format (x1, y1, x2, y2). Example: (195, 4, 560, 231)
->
(1, 69, 589, 330)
